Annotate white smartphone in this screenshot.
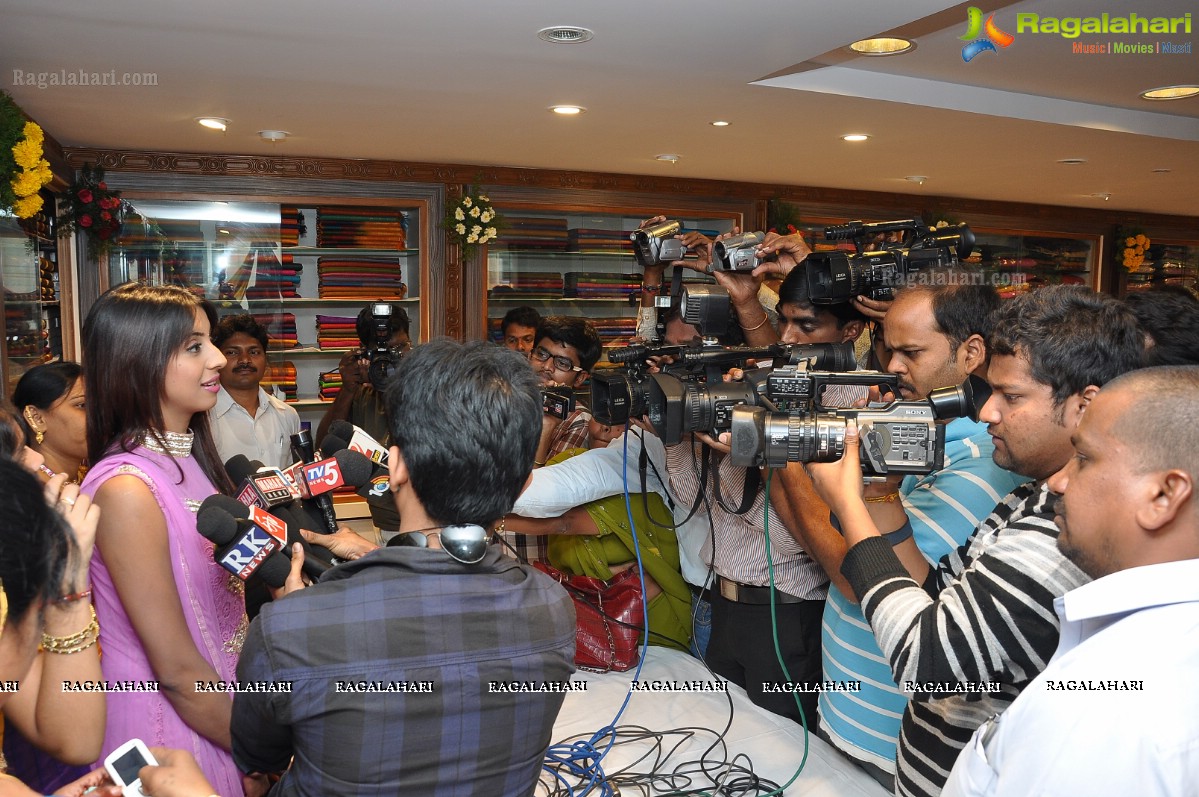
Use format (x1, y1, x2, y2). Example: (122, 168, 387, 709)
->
(104, 738, 158, 797)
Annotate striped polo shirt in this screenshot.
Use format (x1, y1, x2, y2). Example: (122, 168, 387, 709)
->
(818, 417, 1029, 775)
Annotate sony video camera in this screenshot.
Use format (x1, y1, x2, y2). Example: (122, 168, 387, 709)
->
(728, 374, 991, 474)
(362, 302, 405, 387)
(802, 218, 975, 304)
(631, 219, 687, 267)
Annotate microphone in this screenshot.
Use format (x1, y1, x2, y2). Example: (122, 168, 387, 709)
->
(226, 455, 296, 510)
(328, 420, 390, 466)
(321, 434, 392, 504)
(201, 494, 332, 582)
(196, 495, 290, 587)
(291, 430, 339, 534)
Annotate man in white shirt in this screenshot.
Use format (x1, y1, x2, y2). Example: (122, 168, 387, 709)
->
(943, 365, 1199, 796)
(209, 313, 301, 469)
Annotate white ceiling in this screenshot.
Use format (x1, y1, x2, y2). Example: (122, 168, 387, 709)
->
(2, 0, 1197, 218)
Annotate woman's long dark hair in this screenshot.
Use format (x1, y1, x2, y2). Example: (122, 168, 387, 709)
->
(0, 459, 74, 628)
(82, 283, 234, 493)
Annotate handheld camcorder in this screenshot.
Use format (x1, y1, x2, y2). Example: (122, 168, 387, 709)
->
(363, 302, 404, 387)
(802, 218, 975, 304)
(541, 385, 576, 421)
(631, 219, 686, 267)
(728, 374, 992, 475)
(712, 231, 777, 272)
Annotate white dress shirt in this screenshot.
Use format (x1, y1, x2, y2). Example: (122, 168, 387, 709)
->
(512, 428, 712, 588)
(209, 386, 302, 470)
(943, 557, 1199, 797)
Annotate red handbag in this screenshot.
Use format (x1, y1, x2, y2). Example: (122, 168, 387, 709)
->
(533, 562, 645, 673)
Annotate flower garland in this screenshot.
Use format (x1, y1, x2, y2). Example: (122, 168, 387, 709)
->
(1118, 228, 1151, 272)
(57, 163, 131, 259)
(443, 185, 501, 254)
(0, 91, 54, 219)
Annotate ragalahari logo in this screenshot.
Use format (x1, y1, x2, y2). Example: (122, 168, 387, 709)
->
(960, 6, 1015, 61)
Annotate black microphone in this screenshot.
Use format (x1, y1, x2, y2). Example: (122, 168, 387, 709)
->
(291, 430, 339, 534)
(196, 495, 290, 588)
(321, 434, 392, 503)
(207, 493, 333, 581)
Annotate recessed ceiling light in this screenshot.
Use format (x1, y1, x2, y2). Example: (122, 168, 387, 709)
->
(537, 26, 595, 44)
(905, 176, 929, 185)
(1057, 158, 1087, 165)
(258, 130, 289, 141)
(848, 37, 916, 56)
(655, 154, 681, 163)
(549, 105, 585, 115)
(710, 120, 730, 127)
(1152, 168, 1172, 173)
(842, 134, 870, 142)
(195, 117, 229, 131)
(1140, 85, 1199, 100)
(1089, 192, 1112, 201)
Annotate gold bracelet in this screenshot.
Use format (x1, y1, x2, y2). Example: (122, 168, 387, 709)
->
(494, 517, 507, 536)
(41, 605, 100, 654)
(739, 313, 770, 332)
(864, 491, 902, 504)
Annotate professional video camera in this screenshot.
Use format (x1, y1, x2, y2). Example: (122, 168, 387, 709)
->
(361, 302, 405, 386)
(728, 374, 991, 474)
(802, 218, 975, 304)
(630, 219, 687, 267)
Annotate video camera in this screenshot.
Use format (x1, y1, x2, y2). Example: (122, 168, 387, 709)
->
(362, 302, 405, 387)
(802, 218, 975, 304)
(712, 231, 777, 272)
(631, 219, 687, 267)
(541, 385, 576, 421)
(728, 374, 992, 475)
(590, 341, 857, 444)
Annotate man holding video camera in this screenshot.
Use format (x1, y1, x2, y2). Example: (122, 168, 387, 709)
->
(807, 285, 1145, 797)
(315, 303, 411, 530)
(768, 276, 1028, 792)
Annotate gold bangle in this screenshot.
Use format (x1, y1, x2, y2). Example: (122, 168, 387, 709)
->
(865, 491, 902, 504)
(41, 605, 99, 654)
(739, 313, 770, 332)
(494, 517, 507, 536)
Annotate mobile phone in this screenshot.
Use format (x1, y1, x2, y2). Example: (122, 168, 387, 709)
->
(104, 738, 158, 797)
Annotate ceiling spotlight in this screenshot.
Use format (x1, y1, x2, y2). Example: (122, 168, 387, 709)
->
(710, 120, 730, 127)
(1089, 192, 1112, 201)
(848, 37, 916, 56)
(549, 105, 585, 115)
(905, 175, 929, 185)
(196, 117, 229, 131)
(1140, 85, 1199, 100)
(258, 130, 289, 142)
(537, 26, 595, 44)
(655, 154, 681, 163)
(842, 134, 870, 142)
(1057, 158, 1087, 165)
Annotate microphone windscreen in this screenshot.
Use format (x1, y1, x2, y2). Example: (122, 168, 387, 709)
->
(334, 449, 376, 488)
(195, 506, 238, 546)
(319, 434, 349, 455)
(255, 552, 292, 589)
(203, 493, 252, 522)
(328, 420, 355, 444)
(224, 454, 258, 485)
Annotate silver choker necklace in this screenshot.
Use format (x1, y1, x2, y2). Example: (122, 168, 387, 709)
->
(140, 430, 194, 458)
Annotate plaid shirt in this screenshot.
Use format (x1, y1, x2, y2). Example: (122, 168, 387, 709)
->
(232, 546, 576, 797)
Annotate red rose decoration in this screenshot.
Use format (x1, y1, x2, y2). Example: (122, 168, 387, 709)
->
(79, 214, 94, 228)
(101, 211, 111, 221)
(98, 181, 107, 190)
(78, 189, 94, 204)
